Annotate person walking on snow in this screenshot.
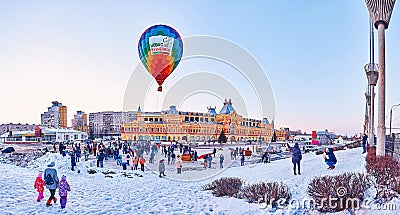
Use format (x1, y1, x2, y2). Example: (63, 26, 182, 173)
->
(240, 154, 245, 166)
(70, 150, 76, 171)
(203, 154, 208, 169)
(133, 156, 139, 170)
(159, 159, 166, 178)
(97, 151, 105, 168)
(287, 142, 302, 175)
(207, 154, 213, 168)
(58, 175, 71, 209)
(139, 157, 146, 172)
(34, 172, 45, 202)
(219, 154, 224, 168)
(171, 152, 176, 165)
(177, 155, 182, 174)
(262, 150, 270, 163)
(149, 151, 155, 164)
(44, 161, 59, 206)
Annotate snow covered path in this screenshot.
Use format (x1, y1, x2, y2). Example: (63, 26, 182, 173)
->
(0, 148, 383, 215)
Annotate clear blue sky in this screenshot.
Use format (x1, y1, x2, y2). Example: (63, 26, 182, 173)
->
(1, 0, 400, 135)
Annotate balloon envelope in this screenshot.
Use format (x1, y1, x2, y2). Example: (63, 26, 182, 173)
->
(138, 25, 183, 91)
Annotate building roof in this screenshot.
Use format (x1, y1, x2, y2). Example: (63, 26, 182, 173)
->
(207, 107, 217, 116)
(167, 105, 179, 114)
(262, 118, 270, 124)
(219, 99, 235, 114)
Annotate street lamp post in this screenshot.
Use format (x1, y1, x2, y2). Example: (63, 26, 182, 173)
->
(390, 104, 400, 136)
(365, 0, 396, 156)
(365, 63, 378, 147)
(365, 90, 371, 136)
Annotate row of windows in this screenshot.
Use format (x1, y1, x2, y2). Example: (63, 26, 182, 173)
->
(126, 135, 266, 142)
(144, 117, 163, 122)
(123, 126, 272, 135)
(184, 116, 215, 123)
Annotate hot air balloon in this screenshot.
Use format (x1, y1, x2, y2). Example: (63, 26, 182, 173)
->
(138, 24, 183, 92)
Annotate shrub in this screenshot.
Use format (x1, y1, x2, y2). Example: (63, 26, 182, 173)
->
(391, 179, 400, 196)
(307, 172, 371, 213)
(365, 153, 400, 201)
(366, 155, 400, 187)
(240, 182, 291, 207)
(365, 147, 377, 165)
(375, 186, 398, 202)
(203, 177, 243, 197)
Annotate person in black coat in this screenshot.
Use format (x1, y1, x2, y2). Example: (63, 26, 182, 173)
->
(362, 134, 368, 154)
(59, 143, 63, 154)
(70, 151, 77, 171)
(98, 151, 105, 168)
(262, 151, 269, 163)
(287, 142, 302, 175)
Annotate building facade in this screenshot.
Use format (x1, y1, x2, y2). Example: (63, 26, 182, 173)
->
(88, 111, 137, 139)
(41, 101, 67, 128)
(71, 111, 88, 133)
(0, 123, 36, 135)
(121, 99, 274, 143)
(275, 127, 290, 141)
(1, 127, 87, 144)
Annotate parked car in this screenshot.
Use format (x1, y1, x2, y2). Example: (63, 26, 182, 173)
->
(304, 145, 318, 152)
(2, 147, 15, 153)
(268, 145, 282, 154)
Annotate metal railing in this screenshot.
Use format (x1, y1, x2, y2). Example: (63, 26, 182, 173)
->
(385, 140, 400, 161)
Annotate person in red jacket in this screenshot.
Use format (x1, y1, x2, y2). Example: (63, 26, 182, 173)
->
(34, 172, 46, 202)
(139, 157, 146, 172)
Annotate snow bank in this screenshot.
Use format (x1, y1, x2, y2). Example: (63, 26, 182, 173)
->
(27, 153, 94, 176)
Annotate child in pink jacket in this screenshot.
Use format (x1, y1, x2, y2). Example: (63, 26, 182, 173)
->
(58, 175, 71, 209)
(34, 172, 45, 202)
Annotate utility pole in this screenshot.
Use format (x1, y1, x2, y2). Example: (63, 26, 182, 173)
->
(365, 0, 396, 156)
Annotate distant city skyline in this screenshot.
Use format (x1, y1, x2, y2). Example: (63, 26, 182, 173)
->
(1, 1, 400, 135)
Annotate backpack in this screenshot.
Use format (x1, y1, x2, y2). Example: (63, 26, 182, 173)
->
(45, 173, 54, 185)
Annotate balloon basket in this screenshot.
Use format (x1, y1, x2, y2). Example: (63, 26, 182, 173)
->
(157, 86, 162, 92)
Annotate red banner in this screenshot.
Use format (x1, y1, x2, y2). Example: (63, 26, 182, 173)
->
(35, 126, 41, 138)
(312, 131, 317, 139)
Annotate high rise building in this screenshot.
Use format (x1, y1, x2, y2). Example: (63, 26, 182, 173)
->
(88, 111, 137, 139)
(59, 106, 67, 128)
(71, 111, 88, 133)
(41, 101, 68, 128)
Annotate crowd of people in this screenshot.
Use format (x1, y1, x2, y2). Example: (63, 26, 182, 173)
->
(36, 140, 344, 209)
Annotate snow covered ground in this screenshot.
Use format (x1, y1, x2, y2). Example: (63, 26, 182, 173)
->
(0, 147, 399, 214)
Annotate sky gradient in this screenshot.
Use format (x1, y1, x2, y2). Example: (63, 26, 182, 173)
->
(1, 0, 400, 135)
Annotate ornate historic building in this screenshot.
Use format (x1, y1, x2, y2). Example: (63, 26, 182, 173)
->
(121, 99, 274, 143)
